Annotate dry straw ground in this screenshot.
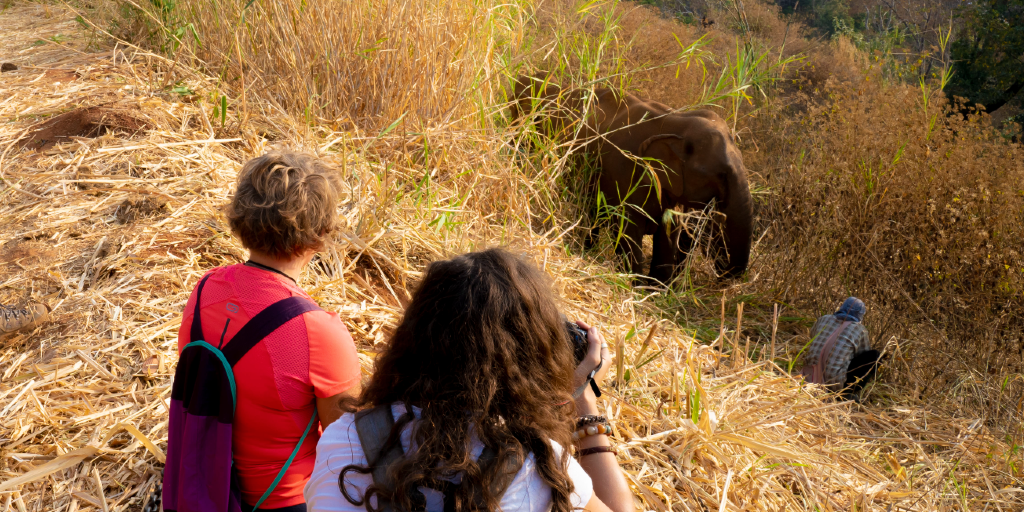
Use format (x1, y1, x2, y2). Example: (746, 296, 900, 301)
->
(1, 1, 1023, 511)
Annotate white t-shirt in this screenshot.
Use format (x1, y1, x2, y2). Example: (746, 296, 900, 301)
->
(305, 403, 594, 512)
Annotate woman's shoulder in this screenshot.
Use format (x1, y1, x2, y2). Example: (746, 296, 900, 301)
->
(306, 405, 413, 507)
(319, 404, 416, 450)
(306, 411, 370, 512)
(182, 267, 230, 311)
(201, 264, 238, 282)
(320, 410, 362, 449)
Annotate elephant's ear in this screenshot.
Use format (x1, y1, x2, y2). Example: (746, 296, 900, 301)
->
(639, 133, 683, 155)
(639, 134, 686, 199)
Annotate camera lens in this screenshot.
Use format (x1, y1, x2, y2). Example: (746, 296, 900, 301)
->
(565, 320, 588, 365)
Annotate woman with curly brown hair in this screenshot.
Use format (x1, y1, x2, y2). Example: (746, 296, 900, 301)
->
(304, 248, 633, 512)
(166, 151, 361, 512)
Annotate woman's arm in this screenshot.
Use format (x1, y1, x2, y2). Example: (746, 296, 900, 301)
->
(573, 322, 634, 512)
(317, 382, 361, 428)
(576, 390, 633, 512)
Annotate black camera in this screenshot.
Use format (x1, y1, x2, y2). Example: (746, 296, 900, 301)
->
(565, 320, 589, 365)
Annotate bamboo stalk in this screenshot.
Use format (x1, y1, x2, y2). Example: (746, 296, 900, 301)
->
(732, 303, 744, 370)
(93, 467, 109, 512)
(770, 303, 779, 363)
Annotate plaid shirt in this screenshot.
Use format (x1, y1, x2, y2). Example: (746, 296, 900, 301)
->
(803, 314, 871, 386)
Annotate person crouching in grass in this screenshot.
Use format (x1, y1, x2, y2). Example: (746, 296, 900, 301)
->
(800, 297, 881, 401)
(170, 151, 361, 512)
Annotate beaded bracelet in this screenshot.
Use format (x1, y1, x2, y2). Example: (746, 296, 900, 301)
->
(575, 415, 607, 430)
(571, 421, 611, 441)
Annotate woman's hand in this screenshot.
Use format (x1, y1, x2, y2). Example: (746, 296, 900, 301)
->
(573, 320, 611, 415)
(571, 322, 633, 512)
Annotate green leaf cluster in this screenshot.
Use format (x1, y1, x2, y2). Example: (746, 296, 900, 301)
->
(947, 0, 1024, 113)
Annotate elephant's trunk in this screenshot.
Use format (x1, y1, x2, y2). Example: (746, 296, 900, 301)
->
(715, 165, 753, 277)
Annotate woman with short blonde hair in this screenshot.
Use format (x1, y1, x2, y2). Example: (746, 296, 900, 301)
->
(166, 151, 361, 512)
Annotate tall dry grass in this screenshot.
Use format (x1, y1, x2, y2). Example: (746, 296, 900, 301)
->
(747, 75, 1024, 419)
(97, 0, 1024, 416)
(111, 0, 528, 133)
(3, 0, 1022, 508)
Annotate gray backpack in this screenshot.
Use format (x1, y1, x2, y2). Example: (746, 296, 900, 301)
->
(354, 405, 524, 512)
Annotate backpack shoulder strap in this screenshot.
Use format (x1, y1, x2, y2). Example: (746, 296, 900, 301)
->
(355, 405, 404, 512)
(189, 273, 214, 343)
(355, 406, 404, 486)
(475, 444, 523, 507)
(221, 296, 321, 366)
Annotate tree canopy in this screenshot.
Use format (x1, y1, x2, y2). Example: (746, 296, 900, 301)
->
(947, 0, 1024, 113)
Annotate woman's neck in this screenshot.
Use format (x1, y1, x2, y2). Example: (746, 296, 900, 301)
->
(247, 250, 311, 283)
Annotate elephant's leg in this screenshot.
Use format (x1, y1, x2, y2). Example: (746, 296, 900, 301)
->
(613, 214, 647, 277)
(674, 222, 694, 271)
(650, 217, 692, 285)
(649, 222, 676, 285)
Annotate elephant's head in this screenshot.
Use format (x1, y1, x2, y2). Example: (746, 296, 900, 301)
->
(638, 114, 753, 278)
(509, 74, 561, 122)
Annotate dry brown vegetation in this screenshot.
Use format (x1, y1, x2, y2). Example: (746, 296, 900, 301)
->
(749, 77, 1024, 418)
(1, 0, 1023, 510)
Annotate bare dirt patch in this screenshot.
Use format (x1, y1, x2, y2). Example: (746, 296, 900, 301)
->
(1, 239, 59, 270)
(41, 67, 79, 83)
(17, 106, 151, 151)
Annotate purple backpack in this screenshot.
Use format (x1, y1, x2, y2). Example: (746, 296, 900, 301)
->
(163, 273, 322, 512)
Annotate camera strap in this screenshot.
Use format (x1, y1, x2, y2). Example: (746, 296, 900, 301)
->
(570, 359, 604, 400)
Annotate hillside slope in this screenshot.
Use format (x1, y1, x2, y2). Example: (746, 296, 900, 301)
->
(0, 2, 1022, 511)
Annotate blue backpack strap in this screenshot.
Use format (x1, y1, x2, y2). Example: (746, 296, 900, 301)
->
(251, 405, 319, 510)
(221, 296, 321, 366)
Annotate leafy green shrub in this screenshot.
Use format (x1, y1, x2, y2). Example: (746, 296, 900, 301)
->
(947, 0, 1024, 115)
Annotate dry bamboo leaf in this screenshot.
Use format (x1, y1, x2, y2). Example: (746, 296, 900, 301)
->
(0, 446, 99, 492)
(70, 492, 103, 509)
(74, 350, 116, 381)
(99, 422, 166, 463)
(715, 433, 803, 461)
(92, 467, 109, 512)
(141, 354, 160, 379)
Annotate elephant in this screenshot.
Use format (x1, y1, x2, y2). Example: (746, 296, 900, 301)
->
(511, 74, 753, 283)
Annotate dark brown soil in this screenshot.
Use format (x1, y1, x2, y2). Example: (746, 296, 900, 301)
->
(18, 107, 151, 151)
(1, 63, 17, 72)
(114, 197, 168, 224)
